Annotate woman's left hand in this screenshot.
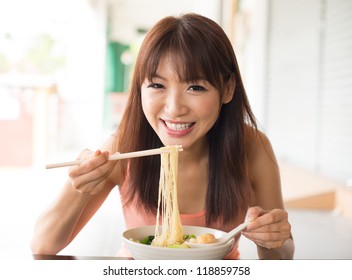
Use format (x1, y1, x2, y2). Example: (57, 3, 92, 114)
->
(241, 206, 292, 249)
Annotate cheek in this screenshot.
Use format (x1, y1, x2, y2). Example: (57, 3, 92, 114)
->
(141, 94, 148, 114)
(195, 98, 221, 120)
(141, 93, 159, 123)
(141, 95, 151, 119)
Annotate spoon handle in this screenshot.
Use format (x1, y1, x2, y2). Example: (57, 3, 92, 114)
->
(221, 221, 249, 243)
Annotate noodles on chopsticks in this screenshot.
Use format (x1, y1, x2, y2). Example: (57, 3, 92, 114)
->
(152, 146, 184, 246)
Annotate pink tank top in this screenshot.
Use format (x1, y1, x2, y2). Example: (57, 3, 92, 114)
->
(117, 182, 245, 259)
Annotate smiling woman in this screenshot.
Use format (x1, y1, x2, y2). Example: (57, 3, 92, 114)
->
(31, 13, 294, 260)
(114, 13, 293, 259)
(141, 54, 223, 147)
(116, 13, 254, 228)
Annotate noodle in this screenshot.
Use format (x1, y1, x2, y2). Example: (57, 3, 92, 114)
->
(152, 146, 184, 246)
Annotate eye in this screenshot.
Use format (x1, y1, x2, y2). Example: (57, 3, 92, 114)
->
(188, 85, 206, 92)
(147, 83, 164, 89)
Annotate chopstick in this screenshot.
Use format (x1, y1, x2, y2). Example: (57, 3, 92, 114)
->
(45, 145, 183, 169)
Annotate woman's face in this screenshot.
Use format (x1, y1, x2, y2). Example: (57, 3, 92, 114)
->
(141, 55, 223, 150)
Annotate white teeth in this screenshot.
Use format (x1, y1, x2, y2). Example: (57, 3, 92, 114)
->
(165, 121, 192, 131)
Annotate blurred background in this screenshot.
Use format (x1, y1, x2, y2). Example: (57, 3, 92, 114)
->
(0, 0, 351, 259)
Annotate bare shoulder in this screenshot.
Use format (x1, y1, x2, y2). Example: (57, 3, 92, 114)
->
(245, 126, 276, 166)
(245, 126, 284, 209)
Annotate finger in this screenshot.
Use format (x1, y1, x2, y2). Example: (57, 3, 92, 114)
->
(243, 228, 289, 241)
(246, 209, 288, 230)
(242, 223, 291, 247)
(245, 206, 265, 222)
(71, 159, 115, 192)
(80, 150, 111, 171)
(77, 148, 95, 160)
(69, 150, 110, 177)
(242, 231, 277, 249)
(86, 164, 115, 195)
(244, 221, 282, 233)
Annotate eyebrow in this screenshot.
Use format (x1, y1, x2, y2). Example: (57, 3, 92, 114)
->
(149, 72, 208, 84)
(150, 72, 167, 81)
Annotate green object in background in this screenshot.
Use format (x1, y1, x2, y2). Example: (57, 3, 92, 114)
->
(105, 41, 129, 93)
(104, 41, 130, 133)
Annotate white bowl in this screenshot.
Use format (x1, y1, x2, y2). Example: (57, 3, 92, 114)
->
(122, 225, 234, 260)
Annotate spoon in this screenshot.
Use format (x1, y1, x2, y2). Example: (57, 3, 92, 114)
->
(185, 221, 249, 248)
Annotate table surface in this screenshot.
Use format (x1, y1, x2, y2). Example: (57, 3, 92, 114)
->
(32, 254, 133, 260)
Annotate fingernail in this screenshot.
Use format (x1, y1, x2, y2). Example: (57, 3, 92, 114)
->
(94, 150, 102, 156)
(245, 213, 255, 222)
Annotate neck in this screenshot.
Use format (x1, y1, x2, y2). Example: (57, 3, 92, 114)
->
(178, 140, 209, 166)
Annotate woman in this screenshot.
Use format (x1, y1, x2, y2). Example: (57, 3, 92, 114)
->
(31, 13, 294, 259)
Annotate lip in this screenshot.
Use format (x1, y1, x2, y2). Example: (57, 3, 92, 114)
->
(161, 119, 195, 137)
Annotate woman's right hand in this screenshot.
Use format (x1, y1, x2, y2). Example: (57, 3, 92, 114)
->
(68, 149, 117, 195)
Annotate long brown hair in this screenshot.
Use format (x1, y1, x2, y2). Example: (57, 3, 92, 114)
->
(115, 13, 256, 225)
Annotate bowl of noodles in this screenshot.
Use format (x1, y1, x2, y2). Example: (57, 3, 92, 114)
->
(122, 146, 233, 259)
(122, 225, 234, 260)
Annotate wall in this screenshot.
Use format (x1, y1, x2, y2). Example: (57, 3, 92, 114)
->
(264, 0, 352, 185)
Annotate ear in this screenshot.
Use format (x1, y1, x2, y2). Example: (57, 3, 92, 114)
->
(222, 75, 235, 104)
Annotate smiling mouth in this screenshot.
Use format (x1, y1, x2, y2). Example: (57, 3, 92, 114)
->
(163, 120, 195, 131)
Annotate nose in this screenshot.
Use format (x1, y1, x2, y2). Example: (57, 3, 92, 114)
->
(164, 90, 188, 117)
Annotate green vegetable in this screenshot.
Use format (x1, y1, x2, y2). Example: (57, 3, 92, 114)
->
(183, 234, 196, 240)
(139, 234, 196, 246)
(140, 235, 155, 245)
